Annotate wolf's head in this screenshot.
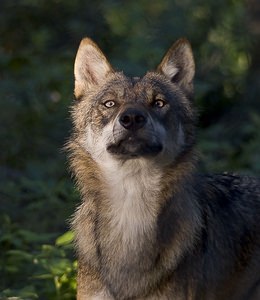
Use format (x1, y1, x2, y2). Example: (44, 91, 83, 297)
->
(72, 38, 196, 167)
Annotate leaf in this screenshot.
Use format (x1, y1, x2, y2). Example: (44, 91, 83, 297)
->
(56, 231, 74, 246)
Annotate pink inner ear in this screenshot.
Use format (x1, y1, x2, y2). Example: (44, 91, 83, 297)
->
(83, 61, 98, 85)
(161, 64, 179, 80)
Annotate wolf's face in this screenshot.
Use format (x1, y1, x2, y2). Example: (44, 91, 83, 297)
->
(72, 38, 196, 166)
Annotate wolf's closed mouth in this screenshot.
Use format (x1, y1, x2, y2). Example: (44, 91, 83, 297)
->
(107, 135, 163, 158)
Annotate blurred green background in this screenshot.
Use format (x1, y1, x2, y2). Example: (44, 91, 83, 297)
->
(0, 0, 259, 299)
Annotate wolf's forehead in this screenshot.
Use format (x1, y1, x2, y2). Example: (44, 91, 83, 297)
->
(100, 73, 170, 103)
(107, 76, 157, 96)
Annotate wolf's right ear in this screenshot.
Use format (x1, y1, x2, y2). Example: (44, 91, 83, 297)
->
(74, 38, 113, 98)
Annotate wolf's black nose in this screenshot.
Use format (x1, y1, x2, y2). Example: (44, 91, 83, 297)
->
(119, 108, 147, 130)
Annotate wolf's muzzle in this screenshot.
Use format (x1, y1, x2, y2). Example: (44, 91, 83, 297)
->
(106, 107, 163, 158)
(119, 108, 147, 131)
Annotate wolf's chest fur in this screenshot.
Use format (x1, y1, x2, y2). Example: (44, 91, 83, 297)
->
(100, 159, 162, 246)
(72, 151, 202, 299)
(92, 160, 164, 297)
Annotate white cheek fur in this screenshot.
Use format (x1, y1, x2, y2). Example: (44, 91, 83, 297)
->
(83, 123, 115, 162)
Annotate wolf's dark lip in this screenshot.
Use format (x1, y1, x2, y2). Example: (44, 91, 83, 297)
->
(106, 137, 163, 158)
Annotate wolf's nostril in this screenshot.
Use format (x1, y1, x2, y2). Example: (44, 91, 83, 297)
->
(120, 114, 134, 129)
(135, 115, 145, 124)
(119, 109, 147, 130)
(120, 115, 131, 127)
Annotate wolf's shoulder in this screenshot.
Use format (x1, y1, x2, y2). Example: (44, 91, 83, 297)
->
(194, 173, 260, 220)
(194, 173, 260, 225)
(196, 173, 260, 198)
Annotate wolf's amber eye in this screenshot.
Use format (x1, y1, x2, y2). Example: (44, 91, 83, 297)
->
(104, 100, 116, 108)
(153, 99, 166, 108)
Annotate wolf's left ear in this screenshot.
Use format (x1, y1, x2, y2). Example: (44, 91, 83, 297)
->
(157, 38, 195, 95)
(74, 38, 113, 98)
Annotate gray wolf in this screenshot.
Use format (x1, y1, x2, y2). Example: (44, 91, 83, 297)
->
(67, 37, 260, 299)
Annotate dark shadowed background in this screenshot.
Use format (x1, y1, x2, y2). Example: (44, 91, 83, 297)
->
(0, 0, 259, 298)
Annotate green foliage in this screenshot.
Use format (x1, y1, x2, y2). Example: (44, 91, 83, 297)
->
(199, 111, 260, 174)
(0, 217, 76, 299)
(0, 0, 259, 298)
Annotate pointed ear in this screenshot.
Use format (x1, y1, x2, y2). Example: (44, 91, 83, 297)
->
(74, 38, 113, 98)
(157, 38, 195, 95)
